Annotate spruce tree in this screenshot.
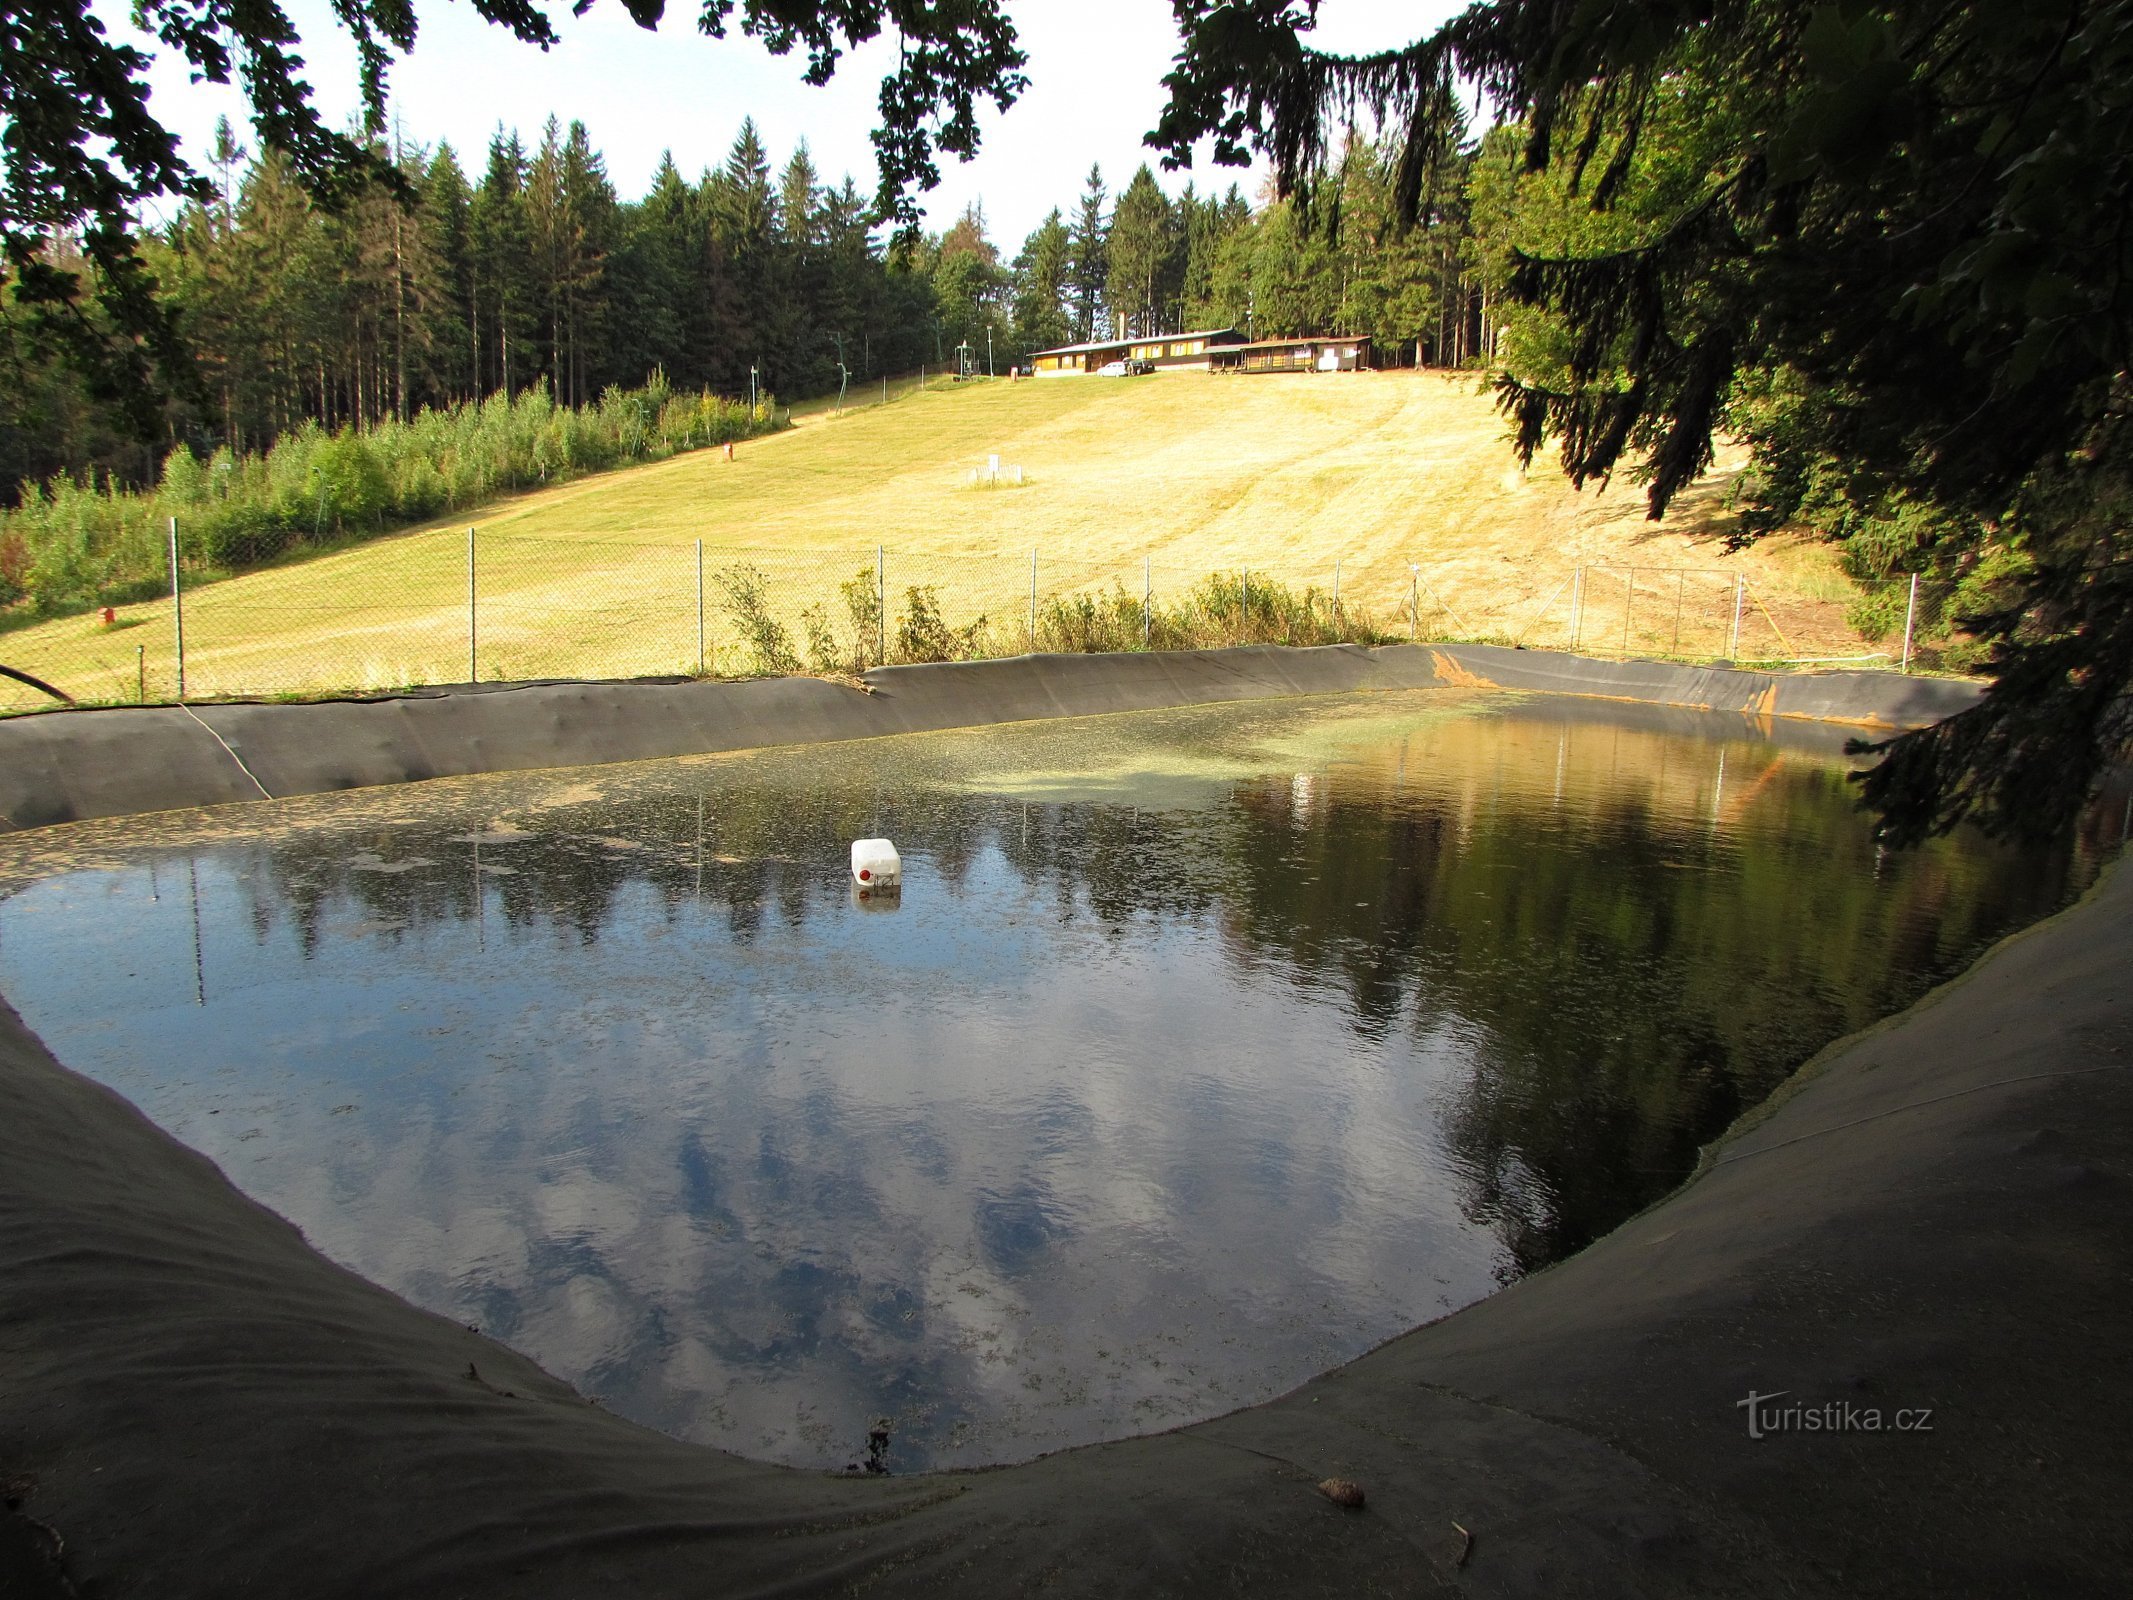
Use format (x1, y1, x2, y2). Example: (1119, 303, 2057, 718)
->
(1066, 164, 1108, 342)
(1105, 165, 1175, 339)
(1010, 209, 1071, 355)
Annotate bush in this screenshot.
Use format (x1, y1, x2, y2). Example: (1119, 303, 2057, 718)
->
(0, 529, 27, 606)
(1038, 587, 1147, 652)
(714, 563, 800, 676)
(894, 584, 986, 663)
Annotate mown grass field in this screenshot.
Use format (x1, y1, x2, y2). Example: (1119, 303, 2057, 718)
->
(1, 371, 1884, 709)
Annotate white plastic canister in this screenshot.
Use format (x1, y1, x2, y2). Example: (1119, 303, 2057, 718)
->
(850, 838, 901, 889)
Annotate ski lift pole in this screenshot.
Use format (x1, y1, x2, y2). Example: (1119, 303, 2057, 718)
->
(1899, 573, 1919, 674)
(169, 517, 185, 699)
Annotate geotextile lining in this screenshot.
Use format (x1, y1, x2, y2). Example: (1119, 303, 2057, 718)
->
(14, 640, 2122, 1599)
(0, 643, 1981, 831)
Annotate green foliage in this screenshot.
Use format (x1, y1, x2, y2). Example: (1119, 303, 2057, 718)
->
(1034, 575, 1389, 655)
(893, 584, 986, 663)
(1159, 0, 2133, 841)
(1037, 589, 1147, 653)
(713, 562, 801, 677)
(0, 378, 780, 619)
(802, 565, 887, 675)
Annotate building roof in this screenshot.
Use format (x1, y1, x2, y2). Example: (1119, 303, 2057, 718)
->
(1029, 328, 1240, 359)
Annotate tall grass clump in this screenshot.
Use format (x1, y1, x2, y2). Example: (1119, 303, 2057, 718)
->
(1036, 573, 1391, 655)
(0, 373, 781, 622)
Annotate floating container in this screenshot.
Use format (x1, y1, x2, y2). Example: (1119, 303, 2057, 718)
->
(850, 838, 901, 890)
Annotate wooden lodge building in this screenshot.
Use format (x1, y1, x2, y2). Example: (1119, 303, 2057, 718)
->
(1028, 328, 1373, 376)
(1210, 336, 1370, 373)
(1029, 328, 1243, 374)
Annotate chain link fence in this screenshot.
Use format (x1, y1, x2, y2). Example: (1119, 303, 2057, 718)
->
(0, 526, 1976, 713)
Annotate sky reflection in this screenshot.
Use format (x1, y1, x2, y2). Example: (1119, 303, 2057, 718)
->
(0, 691, 2097, 1469)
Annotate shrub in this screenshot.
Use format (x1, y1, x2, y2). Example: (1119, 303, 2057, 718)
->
(1038, 587, 1146, 653)
(714, 563, 800, 676)
(894, 584, 985, 663)
(0, 529, 27, 605)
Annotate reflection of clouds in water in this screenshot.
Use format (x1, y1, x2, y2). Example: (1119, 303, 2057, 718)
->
(172, 893, 1492, 1470)
(0, 692, 2082, 1471)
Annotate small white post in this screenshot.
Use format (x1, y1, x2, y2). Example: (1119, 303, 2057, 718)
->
(1728, 573, 1745, 659)
(1143, 554, 1151, 649)
(695, 538, 706, 676)
(467, 527, 478, 681)
(168, 516, 185, 699)
(1899, 573, 1919, 674)
(1569, 564, 1584, 650)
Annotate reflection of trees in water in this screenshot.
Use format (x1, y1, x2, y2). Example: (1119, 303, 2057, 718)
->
(219, 728, 2082, 1278)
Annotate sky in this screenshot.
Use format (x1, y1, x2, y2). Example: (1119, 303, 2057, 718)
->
(109, 0, 1468, 248)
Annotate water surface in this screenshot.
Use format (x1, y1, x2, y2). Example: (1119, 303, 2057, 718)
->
(0, 691, 2096, 1470)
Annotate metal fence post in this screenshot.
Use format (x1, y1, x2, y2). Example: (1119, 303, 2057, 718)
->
(168, 516, 185, 699)
(1621, 566, 1636, 654)
(1028, 548, 1038, 646)
(1333, 559, 1341, 628)
(876, 545, 886, 665)
(1569, 564, 1584, 651)
(1672, 572, 1686, 655)
(467, 527, 477, 682)
(696, 538, 706, 675)
(1410, 564, 1419, 641)
(1143, 554, 1151, 650)
(1899, 572, 1919, 674)
(1728, 572, 1745, 659)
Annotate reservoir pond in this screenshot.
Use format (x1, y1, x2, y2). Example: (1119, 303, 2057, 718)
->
(0, 690, 2100, 1470)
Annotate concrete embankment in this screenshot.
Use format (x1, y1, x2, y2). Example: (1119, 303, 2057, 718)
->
(0, 642, 1979, 830)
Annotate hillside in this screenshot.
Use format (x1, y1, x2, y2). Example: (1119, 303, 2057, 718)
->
(0, 372, 1882, 709)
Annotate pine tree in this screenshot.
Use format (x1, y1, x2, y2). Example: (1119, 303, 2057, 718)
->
(773, 143, 826, 393)
(1010, 208, 1071, 355)
(708, 119, 777, 394)
(558, 121, 617, 404)
(1066, 164, 1108, 342)
(470, 130, 533, 398)
(420, 144, 475, 403)
(1105, 165, 1174, 339)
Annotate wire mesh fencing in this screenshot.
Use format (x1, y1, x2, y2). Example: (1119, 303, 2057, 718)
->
(0, 527, 1979, 713)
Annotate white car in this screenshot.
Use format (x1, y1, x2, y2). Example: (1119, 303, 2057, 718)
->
(1098, 360, 1128, 376)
